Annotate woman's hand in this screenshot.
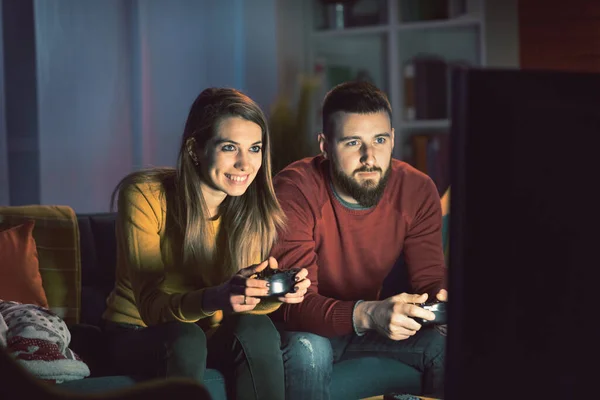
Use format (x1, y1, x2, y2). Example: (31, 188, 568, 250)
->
(277, 266, 310, 304)
(258, 257, 311, 303)
(203, 259, 272, 313)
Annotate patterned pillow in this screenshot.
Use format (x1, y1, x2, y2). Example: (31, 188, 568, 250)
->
(0, 206, 81, 325)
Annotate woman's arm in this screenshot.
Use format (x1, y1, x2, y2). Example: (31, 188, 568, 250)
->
(118, 183, 215, 325)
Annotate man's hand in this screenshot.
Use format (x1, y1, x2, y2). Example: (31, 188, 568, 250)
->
(436, 288, 448, 302)
(353, 293, 436, 341)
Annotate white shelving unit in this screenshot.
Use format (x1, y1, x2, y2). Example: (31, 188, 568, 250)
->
(304, 0, 486, 160)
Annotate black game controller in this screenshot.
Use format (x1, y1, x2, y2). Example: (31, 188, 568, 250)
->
(416, 300, 447, 326)
(257, 268, 300, 297)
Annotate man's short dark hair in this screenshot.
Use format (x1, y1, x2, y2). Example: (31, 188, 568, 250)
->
(321, 81, 392, 139)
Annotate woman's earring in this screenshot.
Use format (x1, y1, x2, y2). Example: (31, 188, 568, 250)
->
(188, 151, 199, 166)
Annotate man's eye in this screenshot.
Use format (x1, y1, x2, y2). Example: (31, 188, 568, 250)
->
(376, 137, 386, 144)
(222, 144, 236, 152)
(249, 146, 262, 153)
(346, 140, 358, 147)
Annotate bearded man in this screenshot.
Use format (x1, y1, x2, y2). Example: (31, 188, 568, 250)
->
(269, 81, 448, 400)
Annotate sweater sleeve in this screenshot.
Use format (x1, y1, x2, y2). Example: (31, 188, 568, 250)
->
(118, 184, 215, 325)
(270, 177, 357, 338)
(403, 177, 447, 298)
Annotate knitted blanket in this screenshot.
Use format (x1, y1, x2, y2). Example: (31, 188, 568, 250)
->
(0, 300, 90, 383)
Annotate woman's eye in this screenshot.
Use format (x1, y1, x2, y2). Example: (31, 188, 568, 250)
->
(249, 146, 262, 153)
(222, 144, 236, 152)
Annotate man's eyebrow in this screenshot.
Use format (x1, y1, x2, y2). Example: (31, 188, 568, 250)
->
(214, 139, 262, 146)
(337, 133, 391, 143)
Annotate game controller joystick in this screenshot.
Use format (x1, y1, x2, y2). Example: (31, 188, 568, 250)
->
(417, 300, 447, 326)
(258, 268, 300, 297)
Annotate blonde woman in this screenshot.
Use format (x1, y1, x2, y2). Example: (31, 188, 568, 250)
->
(101, 88, 310, 400)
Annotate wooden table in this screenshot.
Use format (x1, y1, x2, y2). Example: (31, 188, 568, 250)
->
(361, 396, 439, 400)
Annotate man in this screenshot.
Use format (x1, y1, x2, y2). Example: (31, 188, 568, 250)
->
(270, 81, 447, 399)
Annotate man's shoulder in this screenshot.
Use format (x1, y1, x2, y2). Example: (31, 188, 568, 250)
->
(391, 158, 430, 180)
(274, 156, 328, 193)
(389, 158, 436, 193)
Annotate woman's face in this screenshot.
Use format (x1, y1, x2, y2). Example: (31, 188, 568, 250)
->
(199, 116, 263, 199)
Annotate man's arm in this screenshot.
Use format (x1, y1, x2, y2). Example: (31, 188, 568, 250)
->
(403, 177, 447, 297)
(270, 177, 358, 338)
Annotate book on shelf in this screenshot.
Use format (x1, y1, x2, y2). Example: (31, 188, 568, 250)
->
(409, 132, 450, 195)
(403, 55, 449, 121)
(399, 0, 449, 23)
(403, 57, 473, 123)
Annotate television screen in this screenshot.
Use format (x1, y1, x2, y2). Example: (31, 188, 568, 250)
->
(446, 68, 600, 400)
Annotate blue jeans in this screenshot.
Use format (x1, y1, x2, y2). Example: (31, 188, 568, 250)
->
(280, 327, 445, 400)
(104, 314, 284, 400)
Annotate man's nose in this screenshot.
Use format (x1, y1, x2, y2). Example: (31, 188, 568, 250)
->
(360, 144, 375, 166)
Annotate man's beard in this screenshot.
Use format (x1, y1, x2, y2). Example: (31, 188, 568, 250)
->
(331, 158, 391, 208)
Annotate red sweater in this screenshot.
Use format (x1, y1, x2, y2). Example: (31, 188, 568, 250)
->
(270, 156, 447, 338)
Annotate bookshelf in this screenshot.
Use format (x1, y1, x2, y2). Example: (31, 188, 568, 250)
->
(304, 0, 486, 193)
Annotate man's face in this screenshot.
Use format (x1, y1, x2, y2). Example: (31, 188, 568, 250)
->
(320, 111, 394, 207)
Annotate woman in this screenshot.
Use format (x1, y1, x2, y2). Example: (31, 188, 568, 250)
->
(101, 88, 310, 400)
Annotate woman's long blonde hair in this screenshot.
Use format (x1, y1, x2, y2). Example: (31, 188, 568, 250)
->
(111, 88, 286, 280)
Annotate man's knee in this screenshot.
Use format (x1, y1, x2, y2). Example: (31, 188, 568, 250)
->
(418, 328, 445, 366)
(281, 331, 333, 371)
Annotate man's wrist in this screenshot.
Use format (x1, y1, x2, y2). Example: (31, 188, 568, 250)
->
(352, 300, 374, 334)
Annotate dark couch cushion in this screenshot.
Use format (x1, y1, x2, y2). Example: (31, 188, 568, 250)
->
(77, 213, 118, 326)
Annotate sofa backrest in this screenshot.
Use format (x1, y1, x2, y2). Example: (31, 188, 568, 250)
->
(77, 213, 118, 327)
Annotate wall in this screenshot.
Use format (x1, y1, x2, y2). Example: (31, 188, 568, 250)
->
(484, 0, 520, 68)
(519, 0, 600, 73)
(0, 0, 280, 212)
(0, 3, 7, 205)
(2, 0, 40, 206)
(35, 0, 133, 211)
(134, 0, 211, 169)
(243, 0, 278, 113)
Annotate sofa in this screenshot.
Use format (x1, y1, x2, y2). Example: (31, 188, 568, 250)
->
(1, 205, 429, 399)
(59, 211, 426, 399)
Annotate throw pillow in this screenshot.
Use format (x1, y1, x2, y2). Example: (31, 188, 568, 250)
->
(0, 221, 49, 307)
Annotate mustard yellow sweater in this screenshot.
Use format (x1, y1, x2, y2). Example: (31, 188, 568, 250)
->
(102, 182, 281, 330)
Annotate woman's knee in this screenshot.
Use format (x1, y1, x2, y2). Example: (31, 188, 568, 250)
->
(157, 322, 207, 379)
(281, 331, 333, 372)
(158, 321, 207, 357)
(226, 314, 280, 343)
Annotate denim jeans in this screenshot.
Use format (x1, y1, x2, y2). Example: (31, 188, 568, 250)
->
(280, 327, 445, 400)
(104, 314, 285, 400)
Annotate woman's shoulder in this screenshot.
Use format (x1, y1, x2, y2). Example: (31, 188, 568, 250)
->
(118, 173, 173, 216)
(121, 181, 164, 202)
